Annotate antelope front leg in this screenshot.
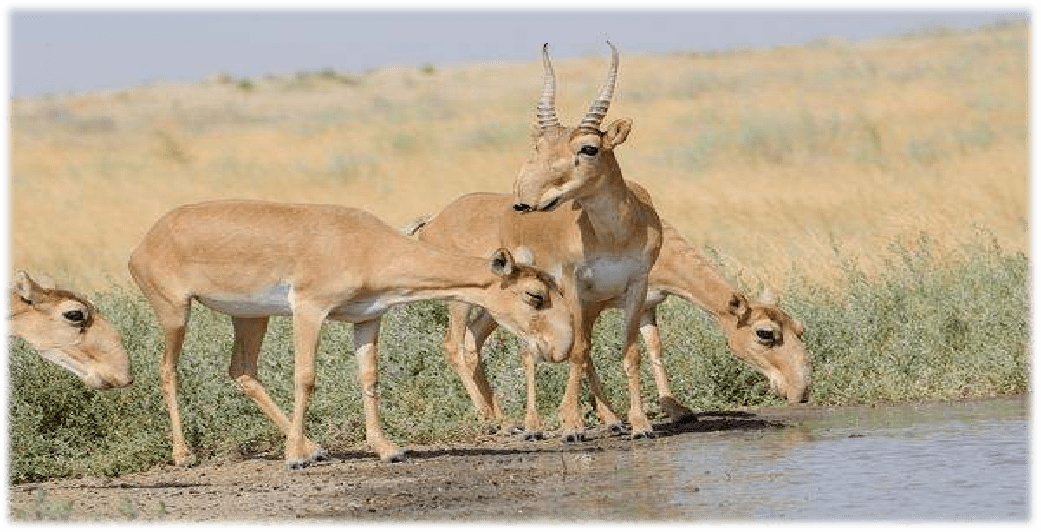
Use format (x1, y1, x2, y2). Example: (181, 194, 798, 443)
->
(520, 343, 544, 440)
(463, 310, 505, 426)
(583, 360, 627, 436)
(558, 306, 598, 443)
(576, 302, 625, 435)
(640, 309, 696, 424)
(622, 281, 655, 438)
(354, 319, 406, 463)
(444, 303, 504, 429)
(286, 306, 328, 470)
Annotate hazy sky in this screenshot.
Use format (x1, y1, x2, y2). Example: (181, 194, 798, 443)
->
(8, 9, 1028, 97)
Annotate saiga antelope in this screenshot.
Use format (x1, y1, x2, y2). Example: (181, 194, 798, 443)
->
(409, 195, 811, 430)
(8, 271, 133, 390)
(128, 200, 574, 469)
(420, 43, 664, 441)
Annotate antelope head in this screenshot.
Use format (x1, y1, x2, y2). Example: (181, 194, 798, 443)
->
(9, 271, 133, 390)
(484, 248, 575, 363)
(719, 288, 812, 404)
(513, 42, 633, 213)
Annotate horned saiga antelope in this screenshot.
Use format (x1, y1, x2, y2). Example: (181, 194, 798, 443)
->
(128, 200, 575, 469)
(411, 43, 664, 441)
(9, 271, 133, 390)
(410, 192, 812, 432)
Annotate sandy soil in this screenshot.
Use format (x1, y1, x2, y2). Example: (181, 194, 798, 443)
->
(7, 407, 810, 522)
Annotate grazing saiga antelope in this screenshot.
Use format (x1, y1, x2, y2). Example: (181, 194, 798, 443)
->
(8, 271, 133, 390)
(128, 199, 575, 469)
(416, 42, 664, 441)
(408, 197, 811, 429)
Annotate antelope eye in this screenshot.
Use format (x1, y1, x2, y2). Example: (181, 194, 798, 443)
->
(755, 328, 777, 344)
(525, 291, 546, 309)
(578, 145, 599, 157)
(63, 310, 86, 324)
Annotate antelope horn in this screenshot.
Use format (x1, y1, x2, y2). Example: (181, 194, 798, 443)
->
(578, 41, 619, 133)
(536, 43, 560, 130)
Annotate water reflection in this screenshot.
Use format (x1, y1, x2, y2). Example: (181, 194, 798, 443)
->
(530, 397, 1028, 521)
(531, 442, 686, 519)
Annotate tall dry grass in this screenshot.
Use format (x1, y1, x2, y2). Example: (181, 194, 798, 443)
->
(9, 21, 1027, 292)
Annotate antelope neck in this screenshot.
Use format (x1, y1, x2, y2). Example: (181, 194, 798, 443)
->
(572, 164, 635, 242)
(656, 244, 740, 318)
(384, 249, 502, 309)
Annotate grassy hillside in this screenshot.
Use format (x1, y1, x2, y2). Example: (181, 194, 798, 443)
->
(9, 21, 1027, 291)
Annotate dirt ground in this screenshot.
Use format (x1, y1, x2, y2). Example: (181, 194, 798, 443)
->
(5, 406, 825, 522)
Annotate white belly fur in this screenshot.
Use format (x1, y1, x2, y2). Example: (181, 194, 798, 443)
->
(196, 283, 293, 317)
(197, 285, 398, 322)
(329, 298, 393, 321)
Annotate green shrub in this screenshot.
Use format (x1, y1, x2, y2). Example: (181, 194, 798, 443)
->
(7, 232, 1028, 482)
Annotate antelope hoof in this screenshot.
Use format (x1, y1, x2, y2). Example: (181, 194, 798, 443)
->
(172, 452, 198, 468)
(381, 449, 407, 464)
(522, 430, 544, 441)
(562, 431, 586, 444)
(607, 422, 630, 436)
(632, 430, 658, 440)
(507, 426, 526, 436)
(312, 447, 330, 462)
(286, 458, 313, 471)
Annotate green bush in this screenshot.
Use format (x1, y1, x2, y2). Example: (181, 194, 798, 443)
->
(7, 232, 1028, 482)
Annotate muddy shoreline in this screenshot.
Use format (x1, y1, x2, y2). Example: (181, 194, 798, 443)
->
(7, 395, 1027, 521)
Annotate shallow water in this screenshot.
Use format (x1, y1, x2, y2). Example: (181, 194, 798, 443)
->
(526, 397, 1029, 521)
(8, 397, 1028, 521)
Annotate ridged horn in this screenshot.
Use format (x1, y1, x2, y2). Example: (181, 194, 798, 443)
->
(578, 41, 619, 133)
(536, 43, 560, 130)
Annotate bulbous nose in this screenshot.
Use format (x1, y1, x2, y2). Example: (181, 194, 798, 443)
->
(113, 373, 134, 388)
(791, 383, 811, 404)
(513, 203, 531, 212)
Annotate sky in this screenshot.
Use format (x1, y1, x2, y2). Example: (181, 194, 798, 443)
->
(6, 8, 1029, 97)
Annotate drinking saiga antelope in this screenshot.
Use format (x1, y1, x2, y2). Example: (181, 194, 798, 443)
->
(9, 271, 133, 391)
(410, 200, 812, 430)
(128, 200, 575, 469)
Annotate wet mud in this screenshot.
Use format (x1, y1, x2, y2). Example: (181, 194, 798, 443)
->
(8, 410, 779, 521)
(7, 396, 1028, 522)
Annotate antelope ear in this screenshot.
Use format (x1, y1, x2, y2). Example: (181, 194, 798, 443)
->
(792, 318, 806, 337)
(512, 245, 536, 267)
(758, 287, 779, 306)
(603, 118, 632, 148)
(34, 273, 57, 290)
(726, 293, 749, 318)
(489, 248, 516, 277)
(12, 271, 42, 302)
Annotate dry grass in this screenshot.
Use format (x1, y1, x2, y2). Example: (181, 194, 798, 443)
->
(9, 21, 1027, 291)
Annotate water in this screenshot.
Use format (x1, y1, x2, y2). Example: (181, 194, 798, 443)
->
(529, 397, 1029, 521)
